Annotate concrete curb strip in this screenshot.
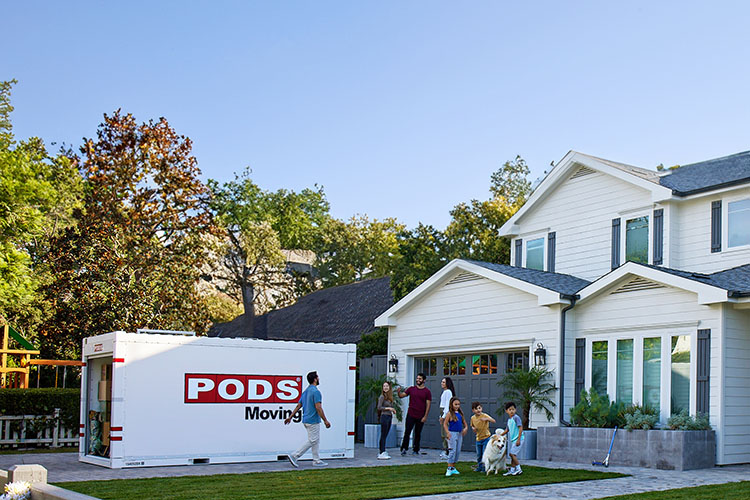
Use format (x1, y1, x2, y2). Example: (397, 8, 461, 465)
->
(1, 465, 101, 500)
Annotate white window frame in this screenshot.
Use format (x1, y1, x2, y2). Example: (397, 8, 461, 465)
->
(723, 194, 750, 252)
(620, 210, 652, 265)
(585, 330, 696, 424)
(520, 231, 548, 271)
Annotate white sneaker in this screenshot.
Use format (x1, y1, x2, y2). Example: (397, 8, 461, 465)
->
(512, 466, 523, 475)
(377, 452, 391, 460)
(503, 467, 515, 476)
(312, 460, 328, 467)
(287, 454, 299, 468)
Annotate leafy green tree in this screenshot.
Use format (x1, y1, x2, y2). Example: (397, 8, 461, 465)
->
(0, 80, 83, 330)
(40, 111, 214, 358)
(207, 169, 330, 320)
(314, 215, 404, 288)
(388, 224, 447, 301)
(357, 328, 388, 359)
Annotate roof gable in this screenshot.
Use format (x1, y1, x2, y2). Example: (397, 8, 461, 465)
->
(500, 151, 672, 237)
(375, 259, 587, 327)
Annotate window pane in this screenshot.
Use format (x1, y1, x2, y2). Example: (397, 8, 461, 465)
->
(728, 199, 750, 247)
(526, 238, 544, 270)
(443, 357, 450, 376)
(626, 216, 649, 263)
(592, 341, 608, 396)
(671, 335, 691, 415)
(450, 357, 458, 375)
(458, 357, 466, 375)
(472, 355, 481, 375)
(643, 337, 661, 413)
(616, 339, 633, 405)
(481, 355, 489, 375)
(489, 354, 497, 374)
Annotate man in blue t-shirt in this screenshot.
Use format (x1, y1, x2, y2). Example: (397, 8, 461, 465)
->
(284, 371, 331, 467)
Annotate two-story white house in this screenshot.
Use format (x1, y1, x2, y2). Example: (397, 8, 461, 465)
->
(375, 150, 750, 464)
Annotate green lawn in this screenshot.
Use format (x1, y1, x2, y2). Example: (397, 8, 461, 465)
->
(599, 480, 750, 500)
(57, 462, 624, 500)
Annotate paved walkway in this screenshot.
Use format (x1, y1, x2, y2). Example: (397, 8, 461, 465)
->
(1, 445, 748, 499)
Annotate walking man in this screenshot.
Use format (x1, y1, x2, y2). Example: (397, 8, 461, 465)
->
(396, 372, 432, 456)
(285, 371, 331, 467)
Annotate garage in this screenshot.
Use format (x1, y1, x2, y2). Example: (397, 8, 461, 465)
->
(413, 351, 528, 451)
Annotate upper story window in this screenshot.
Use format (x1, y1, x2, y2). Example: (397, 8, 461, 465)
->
(625, 216, 649, 263)
(728, 198, 750, 248)
(526, 238, 544, 270)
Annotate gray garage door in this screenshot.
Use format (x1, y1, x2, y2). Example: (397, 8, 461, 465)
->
(414, 351, 529, 452)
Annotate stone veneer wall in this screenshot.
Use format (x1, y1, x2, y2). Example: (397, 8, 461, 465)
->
(538, 427, 716, 470)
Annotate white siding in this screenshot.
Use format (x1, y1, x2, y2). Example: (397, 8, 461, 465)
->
(571, 283, 722, 435)
(388, 275, 560, 428)
(671, 187, 750, 272)
(722, 305, 750, 465)
(514, 171, 653, 281)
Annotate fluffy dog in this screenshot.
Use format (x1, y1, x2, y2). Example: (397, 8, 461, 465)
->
(482, 429, 507, 475)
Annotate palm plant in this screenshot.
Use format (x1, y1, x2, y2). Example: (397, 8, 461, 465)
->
(496, 366, 557, 429)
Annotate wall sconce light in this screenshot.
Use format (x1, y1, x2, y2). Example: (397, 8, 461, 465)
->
(388, 354, 399, 373)
(534, 342, 547, 366)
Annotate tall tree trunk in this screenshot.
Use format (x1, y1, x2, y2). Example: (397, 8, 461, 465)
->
(241, 270, 255, 335)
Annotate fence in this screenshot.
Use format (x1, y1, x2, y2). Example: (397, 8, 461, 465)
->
(0, 409, 78, 449)
(356, 355, 387, 441)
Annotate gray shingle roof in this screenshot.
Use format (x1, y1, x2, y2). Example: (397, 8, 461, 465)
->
(633, 262, 750, 297)
(207, 277, 393, 343)
(464, 260, 590, 296)
(659, 150, 750, 195)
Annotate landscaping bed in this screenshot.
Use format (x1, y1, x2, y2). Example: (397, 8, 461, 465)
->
(57, 461, 625, 500)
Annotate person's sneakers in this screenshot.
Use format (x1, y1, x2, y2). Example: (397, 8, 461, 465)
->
(512, 466, 523, 475)
(451, 468, 460, 475)
(312, 460, 328, 467)
(287, 454, 299, 468)
(377, 452, 391, 460)
(503, 467, 515, 476)
(445, 467, 453, 477)
(411, 450, 420, 456)
(400, 448, 407, 456)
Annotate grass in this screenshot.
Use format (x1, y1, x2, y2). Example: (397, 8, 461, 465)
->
(0, 446, 77, 455)
(599, 480, 750, 500)
(56, 461, 625, 500)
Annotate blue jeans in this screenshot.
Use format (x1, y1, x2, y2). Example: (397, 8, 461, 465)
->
(475, 436, 490, 470)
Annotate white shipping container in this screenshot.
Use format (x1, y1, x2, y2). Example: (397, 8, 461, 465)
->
(79, 331, 356, 468)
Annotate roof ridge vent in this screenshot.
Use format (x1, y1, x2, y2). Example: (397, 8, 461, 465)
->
(611, 276, 665, 294)
(445, 272, 484, 286)
(570, 165, 597, 179)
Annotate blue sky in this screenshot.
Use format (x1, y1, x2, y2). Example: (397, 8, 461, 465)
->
(5, 2, 750, 228)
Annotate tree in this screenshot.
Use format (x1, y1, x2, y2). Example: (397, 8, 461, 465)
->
(388, 223, 448, 301)
(0, 80, 83, 330)
(207, 169, 330, 322)
(314, 215, 404, 288)
(497, 366, 557, 430)
(39, 111, 214, 358)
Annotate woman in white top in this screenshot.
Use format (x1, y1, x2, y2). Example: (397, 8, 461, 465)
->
(438, 377, 456, 459)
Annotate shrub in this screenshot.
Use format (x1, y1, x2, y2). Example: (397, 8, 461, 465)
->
(0, 388, 80, 430)
(667, 410, 711, 430)
(570, 388, 624, 428)
(356, 375, 402, 422)
(496, 366, 557, 430)
(624, 408, 659, 430)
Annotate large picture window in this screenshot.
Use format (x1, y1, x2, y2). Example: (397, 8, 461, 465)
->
(526, 238, 544, 270)
(671, 335, 691, 415)
(625, 216, 649, 263)
(643, 337, 661, 413)
(616, 339, 633, 405)
(592, 341, 608, 396)
(728, 198, 750, 248)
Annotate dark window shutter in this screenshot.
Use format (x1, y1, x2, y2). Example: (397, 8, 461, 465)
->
(574, 338, 586, 405)
(547, 232, 556, 273)
(653, 209, 664, 265)
(711, 201, 722, 253)
(515, 239, 522, 267)
(611, 218, 621, 270)
(696, 329, 711, 415)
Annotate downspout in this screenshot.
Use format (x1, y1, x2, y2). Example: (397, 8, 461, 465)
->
(558, 293, 578, 426)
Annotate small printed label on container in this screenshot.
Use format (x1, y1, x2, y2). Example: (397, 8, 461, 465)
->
(125, 461, 144, 466)
(330, 453, 345, 457)
(94, 344, 103, 352)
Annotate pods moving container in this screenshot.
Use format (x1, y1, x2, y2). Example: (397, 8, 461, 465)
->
(80, 331, 356, 468)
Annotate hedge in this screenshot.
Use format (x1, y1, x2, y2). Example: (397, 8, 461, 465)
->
(0, 388, 80, 430)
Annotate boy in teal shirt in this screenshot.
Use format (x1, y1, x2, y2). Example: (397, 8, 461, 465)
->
(500, 401, 524, 476)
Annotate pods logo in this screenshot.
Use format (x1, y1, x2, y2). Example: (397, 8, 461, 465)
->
(184, 374, 302, 404)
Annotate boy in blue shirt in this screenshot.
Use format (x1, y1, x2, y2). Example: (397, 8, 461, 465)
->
(500, 401, 524, 476)
(285, 371, 331, 467)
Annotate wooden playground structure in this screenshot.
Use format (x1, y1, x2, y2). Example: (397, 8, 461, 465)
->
(0, 321, 83, 389)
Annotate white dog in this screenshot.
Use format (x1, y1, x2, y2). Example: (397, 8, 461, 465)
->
(481, 429, 507, 475)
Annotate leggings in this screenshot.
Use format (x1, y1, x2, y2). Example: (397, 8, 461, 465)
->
(379, 413, 392, 453)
